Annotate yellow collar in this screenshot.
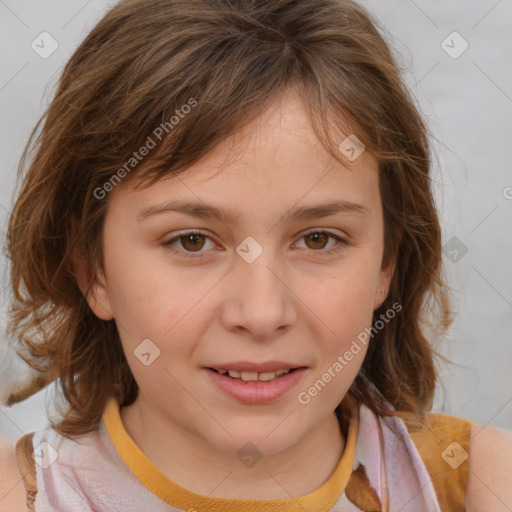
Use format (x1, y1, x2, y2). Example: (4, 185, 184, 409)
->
(102, 394, 359, 511)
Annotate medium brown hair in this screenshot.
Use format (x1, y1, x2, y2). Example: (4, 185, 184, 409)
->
(5, 0, 451, 436)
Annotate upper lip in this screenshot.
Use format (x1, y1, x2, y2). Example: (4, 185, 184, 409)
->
(207, 361, 305, 373)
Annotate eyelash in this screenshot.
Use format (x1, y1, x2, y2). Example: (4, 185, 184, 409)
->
(161, 229, 348, 260)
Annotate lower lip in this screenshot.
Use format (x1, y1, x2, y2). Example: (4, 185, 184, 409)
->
(205, 367, 307, 405)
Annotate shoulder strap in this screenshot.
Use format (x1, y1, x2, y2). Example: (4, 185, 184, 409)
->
(407, 413, 474, 512)
(15, 432, 38, 511)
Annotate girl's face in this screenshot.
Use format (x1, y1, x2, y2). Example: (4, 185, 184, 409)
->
(87, 89, 394, 457)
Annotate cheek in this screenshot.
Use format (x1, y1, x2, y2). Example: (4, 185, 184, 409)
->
(102, 244, 179, 339)
(308, 262, 380, 329)
(103, 243, 220, 358)
(297, 269, 377, 407)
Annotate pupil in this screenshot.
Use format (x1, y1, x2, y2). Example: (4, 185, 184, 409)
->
(308, 233, 327, 249)
(182, 234, 204, 251)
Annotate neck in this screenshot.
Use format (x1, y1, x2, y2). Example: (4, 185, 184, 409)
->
(120, 398, 345, 499)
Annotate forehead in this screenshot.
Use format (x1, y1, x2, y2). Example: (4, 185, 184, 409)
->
(113, 90, 380, 218)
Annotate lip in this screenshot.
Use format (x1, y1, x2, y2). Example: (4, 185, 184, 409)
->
(204, 366, 308, 405)
(208, 361, 302, 373)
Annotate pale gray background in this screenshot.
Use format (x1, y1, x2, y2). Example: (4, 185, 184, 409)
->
(1, 0, 511, 445)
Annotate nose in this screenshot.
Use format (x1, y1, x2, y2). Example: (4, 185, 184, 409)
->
(219, 245, 298, 341)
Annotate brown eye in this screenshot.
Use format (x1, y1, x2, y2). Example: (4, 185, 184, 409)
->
(180, 233, 206, 252)
(304, 232, 330, 250)
(295, 230, 348, 256)
(162, 231, 215, 257)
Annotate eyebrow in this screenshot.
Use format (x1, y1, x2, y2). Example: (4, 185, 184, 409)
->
(136, 199, 371, 223)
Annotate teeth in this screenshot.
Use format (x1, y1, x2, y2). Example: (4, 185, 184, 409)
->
(258, 372, 277, 382)
(240, 371, 258, 381)
(217, 368, 292, 381)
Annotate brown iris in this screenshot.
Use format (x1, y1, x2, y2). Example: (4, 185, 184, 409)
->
(180, 233, 206, 252)
(304, 232, 329, 250)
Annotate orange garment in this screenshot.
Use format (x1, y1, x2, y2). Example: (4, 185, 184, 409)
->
(15, 393, 473, 511)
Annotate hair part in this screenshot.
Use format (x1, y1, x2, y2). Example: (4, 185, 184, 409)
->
(6, 0, 452, 437)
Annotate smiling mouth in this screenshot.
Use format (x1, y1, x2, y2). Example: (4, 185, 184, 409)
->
(208, 367, 303, 382)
